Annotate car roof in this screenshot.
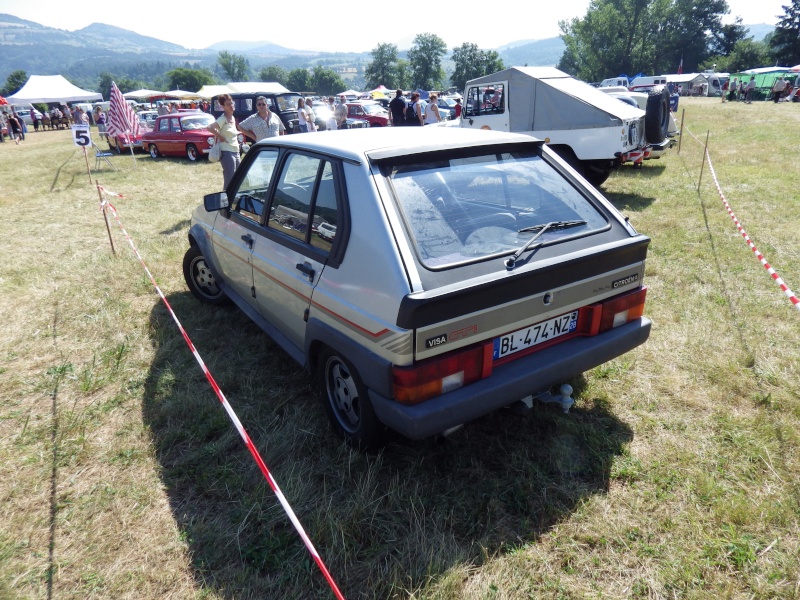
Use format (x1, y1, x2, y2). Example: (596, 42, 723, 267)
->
(251, 127, 542, 163)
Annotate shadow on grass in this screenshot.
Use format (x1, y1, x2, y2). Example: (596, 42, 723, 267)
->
(603, 162, 666, 212)
(142, 293, 633, 599)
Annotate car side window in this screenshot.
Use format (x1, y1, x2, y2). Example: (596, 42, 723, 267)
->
(464, 84, 506, 116)
(232, 148, 280, 223)
(267, 153, 340, 254)
(268, 153, 319, 243)
(158, 119, 169, 132)
(171, 118, 182, 132)
(310, 162, 338, 252)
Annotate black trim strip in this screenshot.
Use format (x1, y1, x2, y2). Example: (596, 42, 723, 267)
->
(396, 236, 649, 329)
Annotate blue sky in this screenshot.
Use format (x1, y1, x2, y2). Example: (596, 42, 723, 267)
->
(0, 0, 788, 52)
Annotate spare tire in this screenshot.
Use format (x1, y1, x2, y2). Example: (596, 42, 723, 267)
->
(645, 87, 670, 144)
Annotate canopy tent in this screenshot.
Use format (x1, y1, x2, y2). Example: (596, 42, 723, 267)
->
(196, 84, 233, 99)
(162, 89, 207, 100)
(790, 65, 800, 72)
(337, 89, 360, 98)
(731, 71, 796, 99)
(369, 85, 390, 94)
(0, 96, 8, 106)
(123, 88, 164, 99)
(227, 82, 289, 94)
(7, 75, 102, 104)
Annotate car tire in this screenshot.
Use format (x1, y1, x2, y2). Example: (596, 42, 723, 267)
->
(645, 87, 669, 145)
(186, 144, 198, 161)
(318, 349, 385, 449)
(149, 144, 159, 159)
(584, 161, 613, 186)
(182, 246, 227, 305)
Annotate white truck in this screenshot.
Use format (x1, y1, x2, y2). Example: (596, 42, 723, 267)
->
(461, 67, 669, 186)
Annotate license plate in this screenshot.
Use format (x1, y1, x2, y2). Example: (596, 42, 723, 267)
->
(493, 310, 579, 360)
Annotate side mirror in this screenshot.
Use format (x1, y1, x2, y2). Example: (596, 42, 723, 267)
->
(204, 191, 229, 212)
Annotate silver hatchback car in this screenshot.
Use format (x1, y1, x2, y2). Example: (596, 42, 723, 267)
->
(183, 128, 651, 447)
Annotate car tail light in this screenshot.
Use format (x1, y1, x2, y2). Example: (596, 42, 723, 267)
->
(598, 287, 647, 333)
(393, 343, 493, 405)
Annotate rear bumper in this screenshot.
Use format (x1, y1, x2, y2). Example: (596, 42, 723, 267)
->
(369, 317, 651, 440)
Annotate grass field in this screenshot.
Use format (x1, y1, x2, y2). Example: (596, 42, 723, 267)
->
(1, 98, 799, 599)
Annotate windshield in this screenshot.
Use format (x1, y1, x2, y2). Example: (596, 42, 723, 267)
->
(362, 104, 385, 115)
(388, 150, 607, 269)
(180, 114, 215, 130)
(277, 94, 302, 113)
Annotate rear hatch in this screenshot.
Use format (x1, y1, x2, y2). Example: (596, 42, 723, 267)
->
(371, 139, 649, 366)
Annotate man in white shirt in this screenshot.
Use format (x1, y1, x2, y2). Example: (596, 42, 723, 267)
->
(238, 96, 286, 142)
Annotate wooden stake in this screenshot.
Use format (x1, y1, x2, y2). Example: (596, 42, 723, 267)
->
(95, 182, 116, 256)
(83, 146, 92, 184)
(677, 108, 686, 154)
(697, 130, 710, 193)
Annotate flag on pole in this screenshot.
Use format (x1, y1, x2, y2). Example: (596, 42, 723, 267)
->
(677, 56, 683, 75)
(107, 81, 141, 142)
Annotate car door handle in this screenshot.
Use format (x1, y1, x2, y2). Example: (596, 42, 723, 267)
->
(241, 234, 253, 248)
(296, 262, 315, 279)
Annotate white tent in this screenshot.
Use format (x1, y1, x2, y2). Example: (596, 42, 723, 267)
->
(123, 89, 164, 99)
(227, 82, 289, 94)
(7, 75, 102, 104)
(196, 84, 233, 99)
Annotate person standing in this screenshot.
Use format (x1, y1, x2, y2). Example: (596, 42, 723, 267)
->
(772, 77, 786, 103)
(305, 98, 317, 132)
(7, 111, 22, 144)
(405, 92, 423, 126)
(745, 76, 756, 104)
(0, 112, 6, 142)
(208, 93, 240, 190)
(454, 98, 462, 118)
(334, 96, 348, 130)
(238, 95, 285, 142)
(94, 107, 107, 140)
(388, 89, 406, 127)
(424, 93, 442, 124)
(721, 79, 728, 103)
(297, 98, 311, 132)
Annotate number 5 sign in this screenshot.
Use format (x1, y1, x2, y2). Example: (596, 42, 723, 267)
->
(72, 124, 91, 147)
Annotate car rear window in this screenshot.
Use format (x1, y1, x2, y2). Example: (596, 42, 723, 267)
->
(387, 150, 608, 269)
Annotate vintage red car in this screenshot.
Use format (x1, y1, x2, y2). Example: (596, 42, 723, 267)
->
(142, 112, 217, 161)
(345, 101, 389, 127)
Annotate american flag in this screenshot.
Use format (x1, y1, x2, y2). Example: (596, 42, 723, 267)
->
(107, 81, 141, 141)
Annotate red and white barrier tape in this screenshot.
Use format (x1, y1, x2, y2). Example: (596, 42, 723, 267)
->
(682, 128, 800, 311)
(97, 186, 346, 599)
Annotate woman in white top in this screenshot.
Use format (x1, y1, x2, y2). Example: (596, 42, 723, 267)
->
(297, 98, 309, 133)
(208, 93, 240, 189)
(424, 93, 442, 125)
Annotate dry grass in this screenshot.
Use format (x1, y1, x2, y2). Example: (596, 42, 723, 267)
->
(0, 99, 798, 599)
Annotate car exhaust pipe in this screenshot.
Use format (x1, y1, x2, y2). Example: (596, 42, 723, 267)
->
(435, 424, 464, 443)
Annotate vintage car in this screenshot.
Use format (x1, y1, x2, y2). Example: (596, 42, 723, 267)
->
(345, 101, 389, 127)
(182, 128, 651, 447)
(142, 112, 216, 161)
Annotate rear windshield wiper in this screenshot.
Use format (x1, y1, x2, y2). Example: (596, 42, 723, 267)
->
(505, 220, 586, 269)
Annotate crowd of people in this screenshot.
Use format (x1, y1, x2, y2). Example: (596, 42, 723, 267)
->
(720, 74, 798, 104)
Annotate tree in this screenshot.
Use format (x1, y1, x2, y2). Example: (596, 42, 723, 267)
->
(395, 59, 412, 90)
(450, 43, 505, 91)
(217, 50, 250, 81)
(408, 33, 447, 90)
(558, 0, 730, 82)
(770, 0, 800, 66)
(165, 68, 216, 92)
(2, 70, 27, 96)
(364, 43, 399, 89)
(96, 73, 144, 99)
(703, 38, 771, 73)
(287, 68, 311, 92)
(310, 66, 346, 96)
(259, 66, 288, 86)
